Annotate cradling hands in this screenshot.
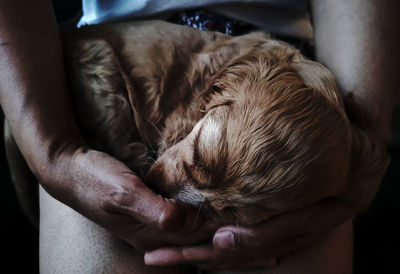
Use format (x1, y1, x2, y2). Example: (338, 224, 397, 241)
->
(144, 197, 353, 269)
(39, 147, 214, 252)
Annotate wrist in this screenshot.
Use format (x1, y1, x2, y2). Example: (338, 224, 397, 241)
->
(25, 132, 87, 193)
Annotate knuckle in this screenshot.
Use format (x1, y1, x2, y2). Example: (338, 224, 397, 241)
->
(157, 209, 170, 230)
(101, 187, 134, 214)
(157, 200, 182, 231)
(106, 188, 129, 208)
(181, 247, 194, 261)
(102, 179, 144, 212)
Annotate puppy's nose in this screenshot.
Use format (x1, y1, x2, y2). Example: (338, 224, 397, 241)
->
(145, 162, 164, 191)
(145, 162, 174, 197)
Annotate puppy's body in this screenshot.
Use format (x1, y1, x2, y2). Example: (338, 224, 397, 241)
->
(62, 21, 233, 176)
(6, 20, 388, 227)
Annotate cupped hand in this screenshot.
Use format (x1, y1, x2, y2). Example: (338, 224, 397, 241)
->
(144, 197, 353, 269)
(39, 147, 212, 252)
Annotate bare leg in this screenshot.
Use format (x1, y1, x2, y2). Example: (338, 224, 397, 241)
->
(39, 186, 195, 274)
(204, 220, 353, 274)
(40, 184, 352, 274)
(4, 120, 39, 228)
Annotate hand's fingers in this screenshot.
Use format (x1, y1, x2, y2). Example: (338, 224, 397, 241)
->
(144, 245, 277, 269)
(78, 151, 202, 233)
(144, 244, 220, 266)
(104, 177, 202, 233)
(212, 226, 308, 255)
(144, 198, 352, 267)
(213, 197, 352, 251)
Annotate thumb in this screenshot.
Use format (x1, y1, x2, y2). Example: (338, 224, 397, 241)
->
(104, 174, 202, 233)
(71, 150, 202, 233)
(145, 195, 203, 233)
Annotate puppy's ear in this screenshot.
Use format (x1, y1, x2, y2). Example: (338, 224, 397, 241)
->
(196, 53, 237, 112)
(340, 96, 390, 213)
(202, 91, 236, 112)
(197, 33, 273, 112)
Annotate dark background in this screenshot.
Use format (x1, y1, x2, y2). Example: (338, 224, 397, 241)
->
(2, 1, 400, 273)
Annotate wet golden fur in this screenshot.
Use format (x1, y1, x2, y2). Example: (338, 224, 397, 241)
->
(62, 20, 390, 225)
(6, 20, 389, 226)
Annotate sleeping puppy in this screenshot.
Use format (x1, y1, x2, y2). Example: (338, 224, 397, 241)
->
(5, 20, 388, 228)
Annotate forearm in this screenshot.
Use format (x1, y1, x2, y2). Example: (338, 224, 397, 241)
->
(311, 0, 400, 144)
(0, 1, 204, 249)
(0, 0, 84, 186)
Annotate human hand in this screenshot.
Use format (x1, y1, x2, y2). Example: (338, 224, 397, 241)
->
(1, 0, 213, 251)
(144, 197, 352, 269)
(39, 147, 212, 252)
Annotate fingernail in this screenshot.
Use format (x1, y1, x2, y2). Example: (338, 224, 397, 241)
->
(144, 253, 158, 265)
(144, 251, 169, 265)
(213, 231, 235, 250)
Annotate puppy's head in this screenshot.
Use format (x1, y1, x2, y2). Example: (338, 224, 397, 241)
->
(146, 41, 352, 225)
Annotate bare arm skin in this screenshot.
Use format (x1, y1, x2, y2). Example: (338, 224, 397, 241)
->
(312, 0, 400, 144)
(0, 0, 204, 251)
(145, 0, 398, 269)
(311, 0, 398, 215)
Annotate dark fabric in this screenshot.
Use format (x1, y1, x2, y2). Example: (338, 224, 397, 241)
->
(52, 0, 82, 24)
(168, 9, 315, 58)
(169, 9, 257, 35)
